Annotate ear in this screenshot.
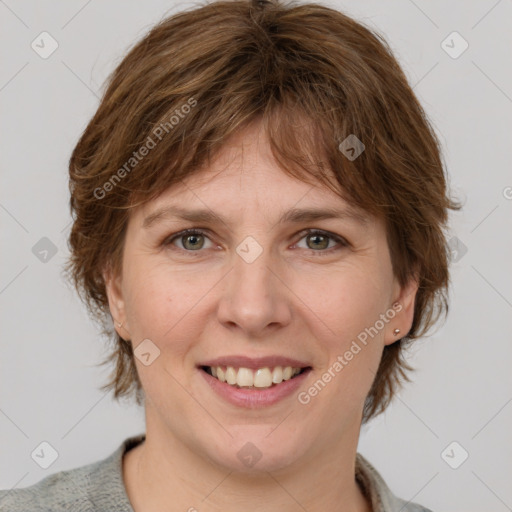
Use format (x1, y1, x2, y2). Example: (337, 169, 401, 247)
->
(103, 263, 129, 339)
(384, 272, 419, 346)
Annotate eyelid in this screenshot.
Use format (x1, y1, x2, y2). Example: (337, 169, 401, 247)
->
(294, 228, 349, 249)
(163, 227, 349, 253)
(162, 228, 216, 252)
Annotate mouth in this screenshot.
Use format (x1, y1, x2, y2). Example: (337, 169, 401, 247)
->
(200, 365, 311, 389)
(197, 356, 313, 408)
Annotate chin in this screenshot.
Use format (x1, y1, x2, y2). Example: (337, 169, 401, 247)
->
(206, 426, 311, 474)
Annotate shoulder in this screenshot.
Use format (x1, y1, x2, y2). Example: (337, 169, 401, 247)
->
(355, 453, 434, 512)
(0, 434, 144, 512)
(0, 464, 97, 512)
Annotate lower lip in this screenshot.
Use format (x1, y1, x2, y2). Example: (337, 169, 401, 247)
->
(198, 368, 311, 408)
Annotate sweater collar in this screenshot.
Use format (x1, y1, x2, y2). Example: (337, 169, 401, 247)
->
(89, 434, 424, 512)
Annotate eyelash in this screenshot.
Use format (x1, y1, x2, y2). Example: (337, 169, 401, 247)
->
(162, 228, 349, 256)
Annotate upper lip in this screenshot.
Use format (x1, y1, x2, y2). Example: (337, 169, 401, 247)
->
(199, 355, 311, 370)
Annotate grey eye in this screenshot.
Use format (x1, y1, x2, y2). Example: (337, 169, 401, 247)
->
(180, 233, 206, 250)
(296, 231, 343, 251)
(305, 233, 330, 250)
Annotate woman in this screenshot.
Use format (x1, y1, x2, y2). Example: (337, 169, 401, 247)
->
(0, 0, 460, 510)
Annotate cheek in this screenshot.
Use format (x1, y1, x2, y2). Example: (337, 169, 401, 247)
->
(300, 267, 389, 396)
(122, 258, 215, 343)
(125, 272, 166, 327)
(303, 266, 390, 343)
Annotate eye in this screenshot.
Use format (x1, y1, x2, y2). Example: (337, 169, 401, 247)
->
(294, 229, 348, 253)
(165, 229, 214, 252)
(163, 228, 348, 255)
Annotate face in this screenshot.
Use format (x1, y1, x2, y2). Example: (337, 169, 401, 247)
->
(105, 121, 418, 474)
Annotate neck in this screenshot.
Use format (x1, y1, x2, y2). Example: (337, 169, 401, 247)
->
(123, 411, 372, 512)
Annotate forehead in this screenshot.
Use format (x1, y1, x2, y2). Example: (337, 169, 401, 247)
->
(135, 167, 372, 233)
(134, 121, 373, 228)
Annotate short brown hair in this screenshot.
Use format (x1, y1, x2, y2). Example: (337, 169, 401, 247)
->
(66, 0, 461, 422)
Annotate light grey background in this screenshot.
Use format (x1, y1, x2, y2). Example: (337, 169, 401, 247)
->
(1, 1, 511, 511)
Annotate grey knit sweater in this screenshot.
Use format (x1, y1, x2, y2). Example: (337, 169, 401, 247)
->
(0, 434, 432, 511)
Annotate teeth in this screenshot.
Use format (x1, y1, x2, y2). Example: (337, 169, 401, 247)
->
(272, 366, 283, 383)
(225, 366, 237, 385)
(207, 365, 302, 388)
(236, 368, 254, 387)
(254, 368, 272, 388)
(283, 366, 293, 380)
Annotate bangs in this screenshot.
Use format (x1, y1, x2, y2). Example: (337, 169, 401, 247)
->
(67, 0, 460, 418)
(103, 94, 384, 228)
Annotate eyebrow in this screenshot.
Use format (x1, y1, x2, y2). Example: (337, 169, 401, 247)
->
(143, 204, 369, 230)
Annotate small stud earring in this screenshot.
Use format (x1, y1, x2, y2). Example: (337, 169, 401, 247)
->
(115, 321, 123, 329)
(393, 328, 401, 335)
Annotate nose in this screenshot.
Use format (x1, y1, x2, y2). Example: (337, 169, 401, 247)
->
(216, 243, 292, 338)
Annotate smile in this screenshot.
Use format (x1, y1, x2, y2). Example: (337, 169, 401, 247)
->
(197, 355, 312, 407)
(201, 365, 308, 389)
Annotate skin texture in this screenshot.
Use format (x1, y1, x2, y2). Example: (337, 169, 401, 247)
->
(105, 120, 418, 512)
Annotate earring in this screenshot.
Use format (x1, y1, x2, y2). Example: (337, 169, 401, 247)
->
(393, 328, 401, 335)
(115, 321, 123, 329)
